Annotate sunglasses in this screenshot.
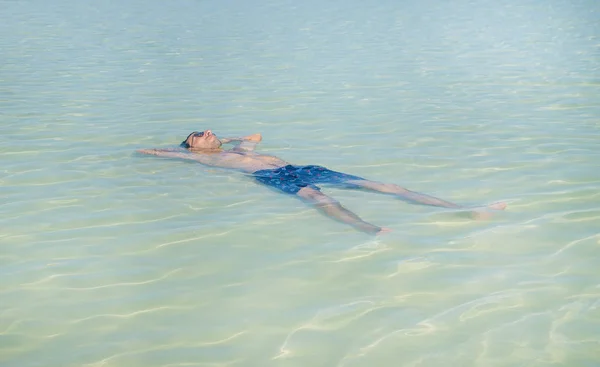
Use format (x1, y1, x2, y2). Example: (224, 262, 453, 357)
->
(180, 131, 204, 148)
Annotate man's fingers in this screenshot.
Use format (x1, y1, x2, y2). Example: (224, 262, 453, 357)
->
(244, 133, 262, 142)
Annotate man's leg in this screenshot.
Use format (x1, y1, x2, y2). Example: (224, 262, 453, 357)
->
(296, 186, 389, 235)
(312, 167, 469, 209)
(345, 179, 506, 211)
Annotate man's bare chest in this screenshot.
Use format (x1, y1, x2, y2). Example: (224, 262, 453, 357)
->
(219, 151, 287, 169)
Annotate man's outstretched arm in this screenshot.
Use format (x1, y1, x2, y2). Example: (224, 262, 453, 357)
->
(136, 148, 250, 170)
(136, 148, 218, 166)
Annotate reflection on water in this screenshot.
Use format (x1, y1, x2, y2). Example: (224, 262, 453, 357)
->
(1, 0, 599, 366)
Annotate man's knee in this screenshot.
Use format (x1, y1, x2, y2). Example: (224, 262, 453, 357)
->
(383, 182, 407, 193)
(297, 187, 338, 205)
(350, 180, 406, 193)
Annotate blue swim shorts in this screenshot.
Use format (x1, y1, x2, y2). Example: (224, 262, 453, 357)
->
(252, 165, 364, 195)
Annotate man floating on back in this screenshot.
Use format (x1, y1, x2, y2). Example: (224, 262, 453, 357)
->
(138, 130, 506, 234)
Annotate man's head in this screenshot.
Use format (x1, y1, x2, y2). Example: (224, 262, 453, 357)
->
(180, 130, 222, 150)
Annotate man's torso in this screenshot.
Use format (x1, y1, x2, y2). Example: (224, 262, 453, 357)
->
(209, 149, 290, 173)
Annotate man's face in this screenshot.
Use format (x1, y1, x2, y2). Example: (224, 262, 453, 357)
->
(183, 130, 222, 150)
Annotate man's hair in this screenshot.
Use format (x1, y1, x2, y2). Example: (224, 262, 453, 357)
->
(180, 131, 197, 148)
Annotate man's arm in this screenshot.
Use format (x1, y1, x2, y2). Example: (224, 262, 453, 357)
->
(136, 148, 218, 166)
(220, 133, 262, 144)
(222, 133, 262, 152)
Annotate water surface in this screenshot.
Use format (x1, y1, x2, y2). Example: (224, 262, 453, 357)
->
(1, 0, 599, 366)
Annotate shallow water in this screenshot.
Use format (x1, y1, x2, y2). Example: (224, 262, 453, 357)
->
(1, 0, 599, 366)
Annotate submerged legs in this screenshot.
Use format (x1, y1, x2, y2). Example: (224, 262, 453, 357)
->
(290, 179, 505, 234)
(296, 187, 389, 235)
(346, 179, 507, 212)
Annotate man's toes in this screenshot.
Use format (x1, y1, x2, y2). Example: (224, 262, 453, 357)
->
(488, 202, 507, 211)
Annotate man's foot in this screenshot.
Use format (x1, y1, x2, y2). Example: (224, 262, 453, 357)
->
(376, 227, 393, 235)
(470, 202, 507, 220)
(488, 202, 507, 211)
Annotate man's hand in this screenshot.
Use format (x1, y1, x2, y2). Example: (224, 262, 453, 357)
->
(137, 148, 182, 155)
(243, 133, 262, 143)
(136, 148, 192, 159)
(137, 148, 160, 155)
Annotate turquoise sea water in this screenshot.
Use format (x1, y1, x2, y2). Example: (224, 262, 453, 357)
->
(2, 0, 599, 366)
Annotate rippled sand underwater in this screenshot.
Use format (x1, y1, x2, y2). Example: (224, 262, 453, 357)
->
(2, 0, 600, 366)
